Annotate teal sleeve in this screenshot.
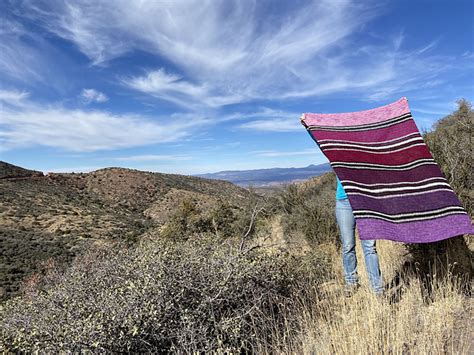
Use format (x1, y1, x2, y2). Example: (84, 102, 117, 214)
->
(335, 175, 348, 200)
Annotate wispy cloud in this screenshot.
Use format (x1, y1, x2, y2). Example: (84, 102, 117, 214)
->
(0, 92, 210, 152)
(80, 88, 108, 103)
(0, 14, 70, 87)
(17, 0, 469, 109)
(226, 107, 302, 132)
(252, 149, 319, 157)
(113, 154, 192, 162)
(0, 18, 45, 83)
(0, 89, 30, 106)
(238, 118, 301, 132)
(122, 68, 244, 108)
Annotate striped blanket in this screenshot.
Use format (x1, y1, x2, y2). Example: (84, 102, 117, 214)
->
(301, 97, 474, 243)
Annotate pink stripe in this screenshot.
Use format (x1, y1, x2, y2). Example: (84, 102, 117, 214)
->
(310, 119, 418, 142)
(302, 97, 409, 126)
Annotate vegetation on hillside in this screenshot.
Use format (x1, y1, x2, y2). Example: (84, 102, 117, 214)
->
(0, 167, 253, 300)
(0, 231, 332, 352)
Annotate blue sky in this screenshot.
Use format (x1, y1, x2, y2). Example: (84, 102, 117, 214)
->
(1, 0, 473, 175)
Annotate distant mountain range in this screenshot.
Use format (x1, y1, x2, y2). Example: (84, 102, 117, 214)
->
(194, 163, 332, 187)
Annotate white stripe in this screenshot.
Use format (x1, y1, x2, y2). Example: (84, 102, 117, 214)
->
(320, 137, 423, 150)
(317, 132, 420, 145)
(344, 182, 450, 194)
(331, 159, 436, 170)
(354, 206, 464, 218)
(346, 188, 454, 199)
(355, 211, 466, 223)
(341, 177, 447, 187)
(324, 143, 426, 154)
(344, 182, 450, 193)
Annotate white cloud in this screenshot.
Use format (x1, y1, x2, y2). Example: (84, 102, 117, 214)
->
(238, 118, 301, 132)
(113, 154, 192, 162)
(14, 0, 413, 108)
(0, 18, 45, 83)
(10, 0, 471, 110)
(225, 107, 303, 132)
(80, 88, 108, 103)
(0, 89, 30, 106)
(251, 149, 319, 157)
(0, 16, 68, 86)
(123, 68, 244, 108)
(0, 95, 211, 152)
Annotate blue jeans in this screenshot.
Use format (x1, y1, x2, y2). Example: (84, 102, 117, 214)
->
(335, 198, 384, 294)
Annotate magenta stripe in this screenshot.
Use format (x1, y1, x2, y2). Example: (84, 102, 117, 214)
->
(348, 190, 463, 215)
(310, 118, 418, 142)
(356, 214, 474, 243)
(303, 97, 409, 126)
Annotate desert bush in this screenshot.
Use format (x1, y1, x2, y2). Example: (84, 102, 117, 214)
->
(0, 235, 332, 353)
(161, 191, 269, 242)
(160, 198, 213, 241)
(277, 173, 339, 247)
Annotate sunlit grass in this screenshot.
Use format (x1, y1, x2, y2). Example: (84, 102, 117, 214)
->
(259, 237, 472, 354)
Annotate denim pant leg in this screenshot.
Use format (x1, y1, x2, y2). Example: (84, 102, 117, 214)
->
(360, 239, 384, 294)
(335, 198, 358, 285)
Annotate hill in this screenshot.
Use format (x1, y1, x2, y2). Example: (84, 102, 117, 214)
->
(0, 161, 43, 179)
(194, 163, 331, 187)
(0, 162, 253, 300)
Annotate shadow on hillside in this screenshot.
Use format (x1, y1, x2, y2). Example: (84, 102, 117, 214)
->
(384, 236, 472, 305)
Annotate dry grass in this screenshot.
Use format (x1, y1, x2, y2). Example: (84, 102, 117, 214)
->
(257, 229, 473, 354)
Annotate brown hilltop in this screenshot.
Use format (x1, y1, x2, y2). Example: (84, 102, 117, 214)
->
(0, 161, 44, 179)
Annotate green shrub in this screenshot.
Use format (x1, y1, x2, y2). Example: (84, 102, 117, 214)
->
(161, 192, 269, 243)
(160, 198, 213, 241)
(422, 98, 473, 214)
(277, 173, 339, 247)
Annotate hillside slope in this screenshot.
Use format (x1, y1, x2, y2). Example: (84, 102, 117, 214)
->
(0, 163, 253, 300)
(0, 161, 43, 179)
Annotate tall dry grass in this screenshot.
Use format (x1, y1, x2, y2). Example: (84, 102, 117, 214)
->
(256, 235, 472, 354)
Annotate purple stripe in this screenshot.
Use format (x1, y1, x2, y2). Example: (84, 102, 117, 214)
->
(349, 190, 464, 214)
(346, 185, 449, 197)
(334, 164, 445, 184)
(356, 214, 474, 243)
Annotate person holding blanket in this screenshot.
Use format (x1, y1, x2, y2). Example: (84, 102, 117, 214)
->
(335, 175, 384, 298)
(300, 97, 474, 299)
(300, 113, 384, 299)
